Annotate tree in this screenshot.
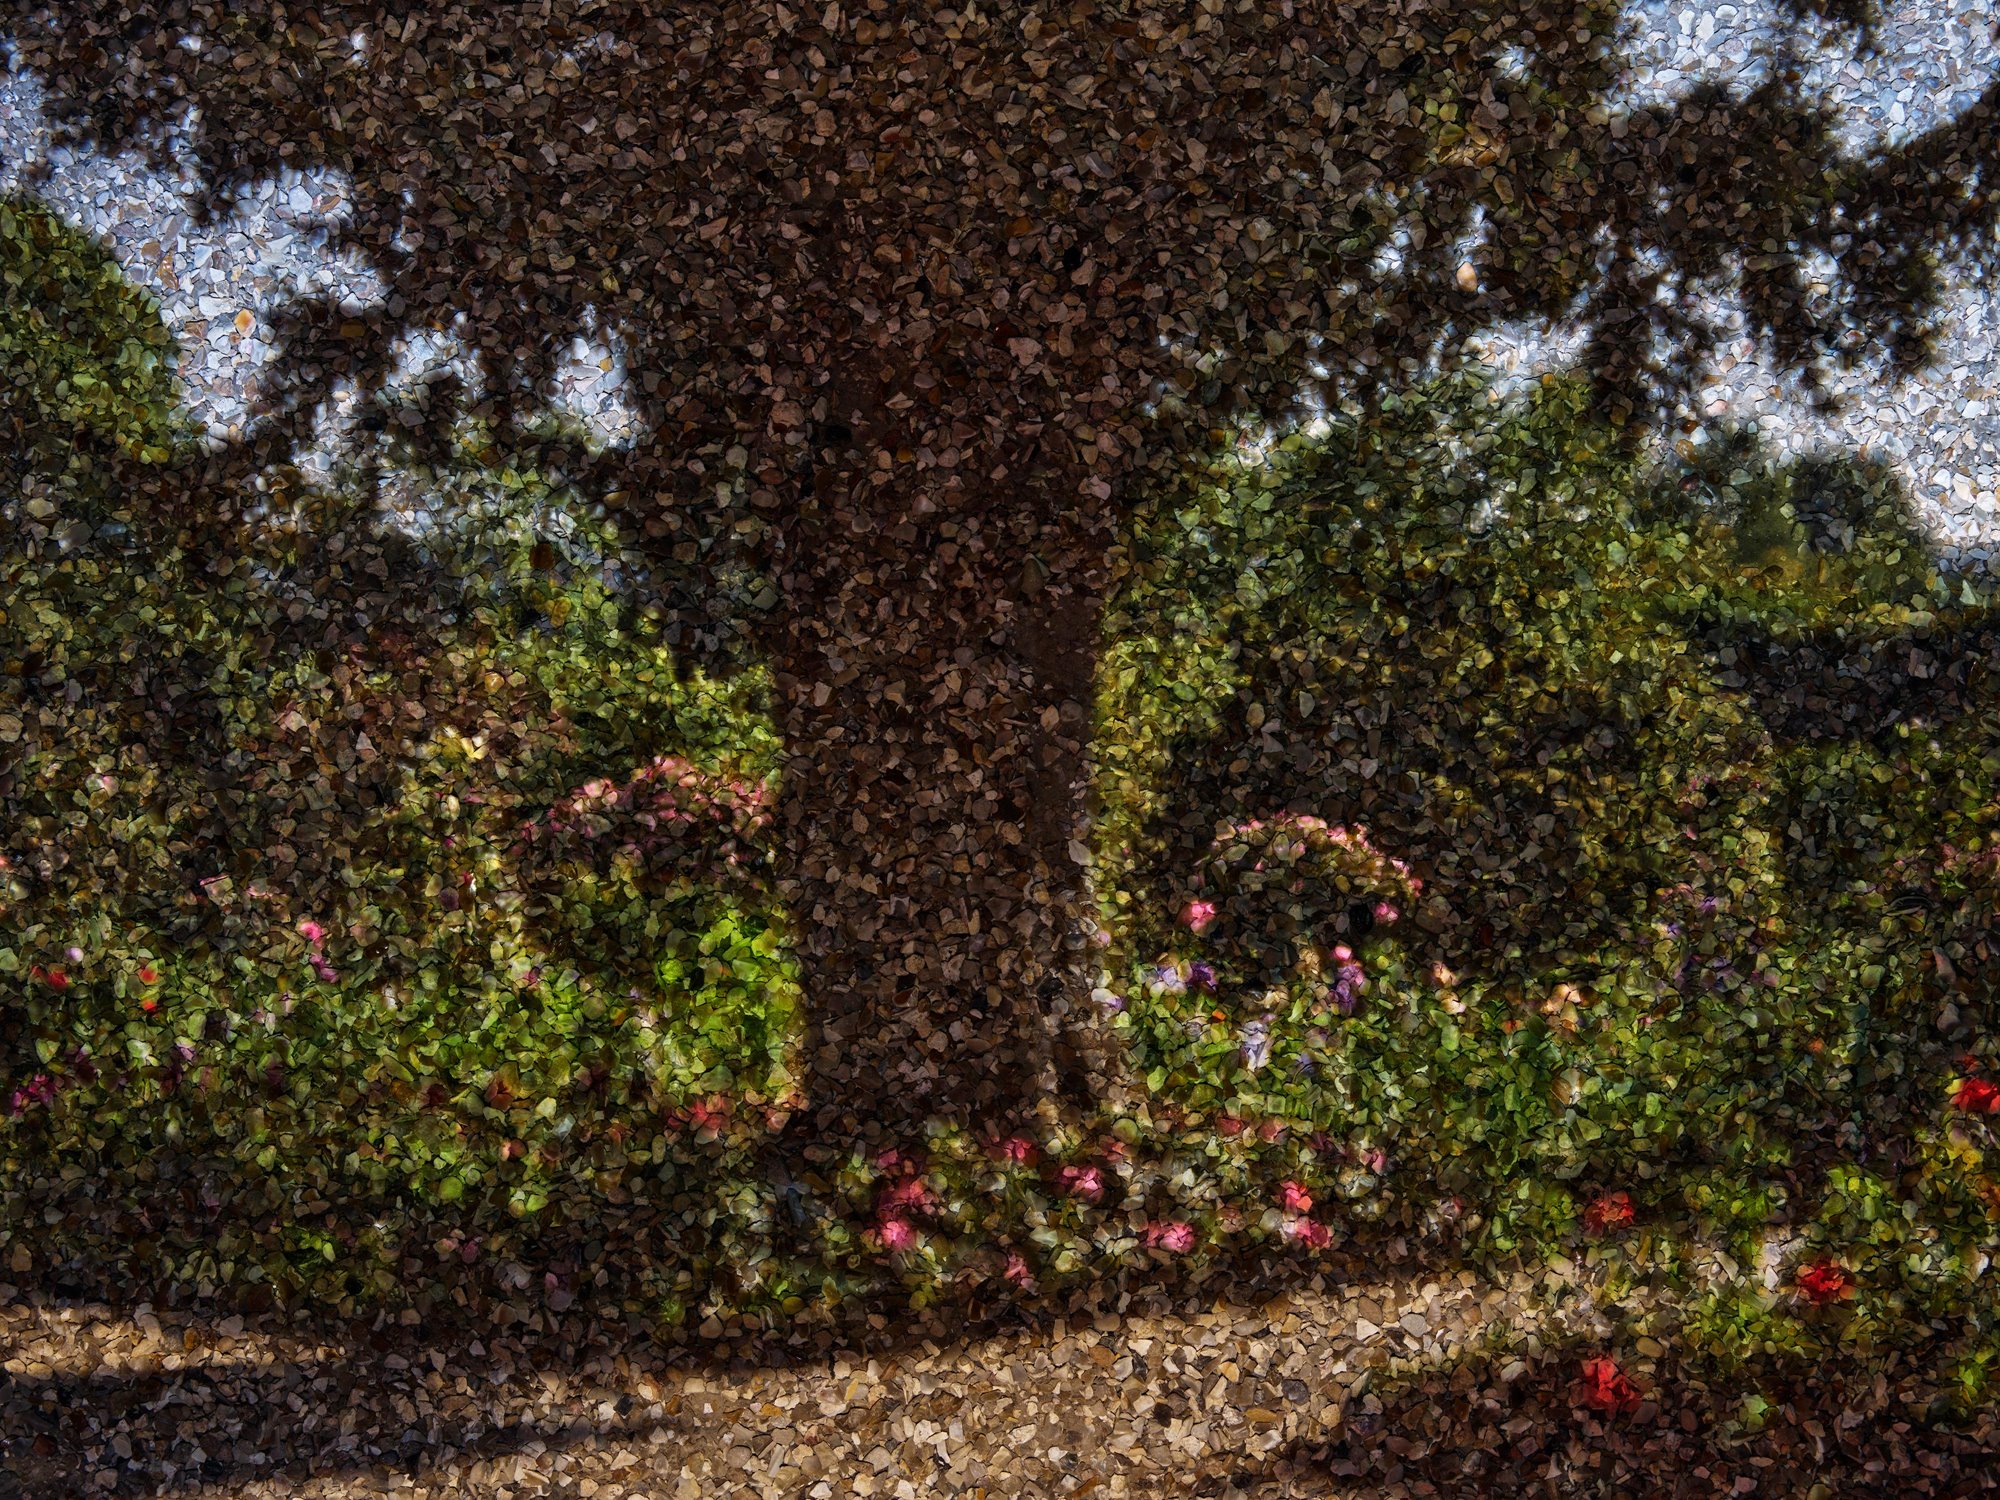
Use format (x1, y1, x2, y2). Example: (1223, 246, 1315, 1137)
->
(6, 0, 1995, 1136)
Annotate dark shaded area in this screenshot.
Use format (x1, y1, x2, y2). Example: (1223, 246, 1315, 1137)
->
(1246, 1344, 2000, 1497)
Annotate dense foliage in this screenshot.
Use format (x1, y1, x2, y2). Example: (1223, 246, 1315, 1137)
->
(0, 195, 802, 1315)
(1094, 374, 2000, 1395)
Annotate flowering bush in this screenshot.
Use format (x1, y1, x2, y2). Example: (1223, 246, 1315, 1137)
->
(1086, 367, 2000, 1390)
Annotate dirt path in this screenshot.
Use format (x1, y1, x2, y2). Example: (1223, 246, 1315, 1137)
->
(2, 1267, 1557, 1498)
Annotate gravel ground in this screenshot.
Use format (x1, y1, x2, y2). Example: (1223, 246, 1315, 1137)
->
(1, 1266, 1561, 1497)
(6, 0, 2000, 1493)
(9, 1259, 1999, 1498)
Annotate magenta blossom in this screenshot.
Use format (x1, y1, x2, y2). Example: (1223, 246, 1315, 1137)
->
(993, 1136, 1039, 1166)
(1003, 1249, 1036, 1287)
(877, 1217, 917, 1252)
(1278, 1180, 1314, 1214)
(297, 919, 327, 948)
(307, 954, 339, 984)
(1055, 1163, 1105, 1201)
(1180, 899, 1218, 934)
(878, 1177, 938, 1215)
(5, 1072, 58, 1117)
(1144, 1221, 1197, 1254)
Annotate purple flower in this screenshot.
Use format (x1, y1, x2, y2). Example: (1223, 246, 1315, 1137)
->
(1240, 1018, 1273, 1072)
(1146, 962, 1187, 996)
(1326, 957, 1369, 1015)
(1188, 961, 1218, 994)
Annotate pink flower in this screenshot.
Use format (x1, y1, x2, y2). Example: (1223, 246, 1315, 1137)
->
(1180, 899, 1217, 935)
(879, 1177, 937, 1215)
(1144, 1221, 1197, 1254)
(1055, 1164, 1105, 1201)
(1373, 901, 1399, 924)
(877, 1217, 917, 1252)
(1282, 1217, 1332, 1249)
(993, 1136, 1039, 1167)
(5, 1073, 58, 1117)
(308, 954, 339, 983)
(297, 919, 327, 948)
(1278, 1180, 1314, 1214)
(1003, 1250, 1036, 1287)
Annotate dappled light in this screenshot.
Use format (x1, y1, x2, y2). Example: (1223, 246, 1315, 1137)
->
(4, 0, 2000, 1493)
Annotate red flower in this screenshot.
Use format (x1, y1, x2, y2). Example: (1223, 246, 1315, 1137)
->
(1953, 1076, 2000, 1115)
(1282, 1217, 1333, 1250)
(1577, 1357, 1641, 1416)
(137, 964, 159, 986)
(687, 1095, 731, 1132)
(1583, 1191, 1635, 1237)
(1796, 1260, 1855, 1307)
(878, 1177, 937, 1215)
(993, 1136, 1039, 1167)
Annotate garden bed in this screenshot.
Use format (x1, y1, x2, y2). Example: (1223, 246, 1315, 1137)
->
(5, 187, 2000, 1420)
